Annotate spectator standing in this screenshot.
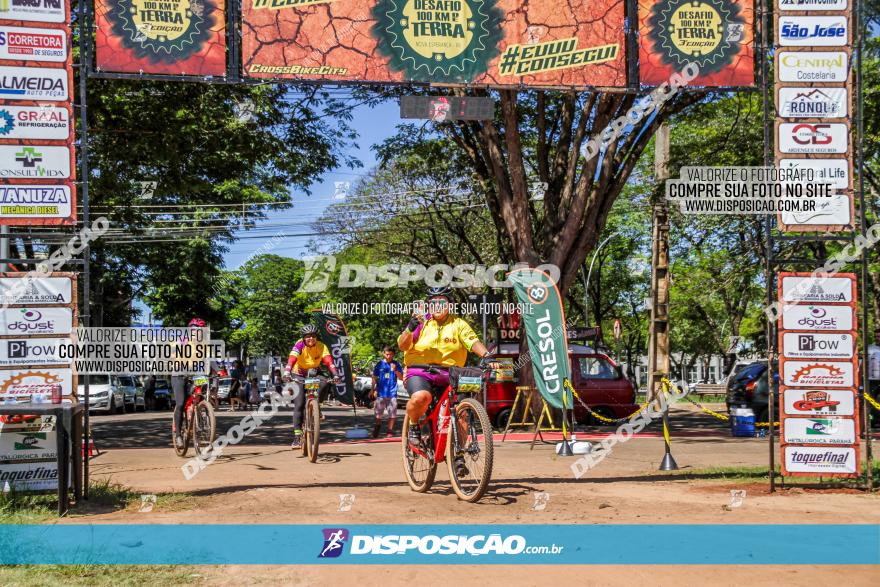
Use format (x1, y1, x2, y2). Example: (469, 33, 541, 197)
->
(144, 375, 156, 411)
(371, 346, 403, 438)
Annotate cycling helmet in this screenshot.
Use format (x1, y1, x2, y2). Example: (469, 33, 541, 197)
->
(300, 324, 319, 336)
(426, 285, 452, 299)
(188, 317, 207, 327)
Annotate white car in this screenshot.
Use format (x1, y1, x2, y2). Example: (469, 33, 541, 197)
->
(77, 374, 126, 414)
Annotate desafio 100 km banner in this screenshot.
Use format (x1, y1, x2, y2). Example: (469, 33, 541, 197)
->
(638, 0, 755, 87)
(241, 0, 627, 87)
(95, 0, 227, 76)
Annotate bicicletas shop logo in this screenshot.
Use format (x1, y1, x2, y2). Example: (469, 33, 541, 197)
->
(107, 0, 217, 63)
(647, 0, 745, 75)
(372, 0, 504, 83)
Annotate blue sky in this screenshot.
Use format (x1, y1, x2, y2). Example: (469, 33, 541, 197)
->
(223, 99, 402, 267)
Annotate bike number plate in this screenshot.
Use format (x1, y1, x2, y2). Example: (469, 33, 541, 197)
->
(457, 376, 482, 394)
(304, 378, 321, 392)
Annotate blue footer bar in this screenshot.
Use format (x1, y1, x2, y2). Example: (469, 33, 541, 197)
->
(1, 524, 878, 565)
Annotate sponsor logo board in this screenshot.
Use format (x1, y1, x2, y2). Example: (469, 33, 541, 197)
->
(0, 184, 72, 221)
(782, 360, 855, 387)
(783, 416, 856, 445)
(0, 65, 68, 101)
(777, 87, 847, 119)
(777, 158, 850, 190)
(0, 307, 72, 335)
(0, 429, 56, 461)
(0, 337, 68, 366)
(780, 304, 853, 331)
(779, 193, 852, 227)
(0, 105, 70, 140)
(778, 0, 847, 10)
(0, 367, 72, 400)
(777, 123, 848, 154)
(0, 26, 67, 62)
(0, 276, 72, 305)
(778, 16, 848, 47)
(783, 445, 856, 474)
(782, 389, 855, 416)
(0, 145, 70, 179)
(780, 274, 854, 303)
(777, 51, 848, 83)
(782, 332, 854, 359)
(0, 460, 65, 491)
(0, 0, 67, 24)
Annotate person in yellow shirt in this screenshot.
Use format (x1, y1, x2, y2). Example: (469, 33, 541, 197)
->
(397, 286, 499, 450)
(283, 324, 340, 449)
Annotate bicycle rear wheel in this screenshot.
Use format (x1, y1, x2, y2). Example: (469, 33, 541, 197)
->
(401, 412, 436, 492)
(172, 417, 190, 458)
(193, 401, 216, 459)
(447, 398, 493, 502)
(305, 398, 320, 462)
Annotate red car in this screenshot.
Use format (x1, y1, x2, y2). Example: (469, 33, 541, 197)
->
(485, 343, 638, 428)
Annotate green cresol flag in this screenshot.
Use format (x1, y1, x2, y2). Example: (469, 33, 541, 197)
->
(311, 311, 355, 406)
(508, 268, 573, 410)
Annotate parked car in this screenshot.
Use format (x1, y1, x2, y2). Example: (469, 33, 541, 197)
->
(153, 378, 172, 409)
(77, 374, 125, 414)
(216, 377, 234, 404)
(725, 360, 779, 422)
(485, 343, 639, 428)
(116, 375, 145, 412)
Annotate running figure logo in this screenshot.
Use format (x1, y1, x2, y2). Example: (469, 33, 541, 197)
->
(318, 528, 349, 558)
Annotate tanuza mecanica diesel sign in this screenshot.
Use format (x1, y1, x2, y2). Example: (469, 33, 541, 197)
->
(0, 25, 67, 62)
(782, 332, 854, 359)
(0, 105, 70, 140)
(0, 184, 73, 221)
(777, 51, 848, 82)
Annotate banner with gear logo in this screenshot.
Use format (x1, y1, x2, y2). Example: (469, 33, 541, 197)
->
(638, 0, 754, 87)
(95, 0, 227, 76)
(241, 0, 627, 88)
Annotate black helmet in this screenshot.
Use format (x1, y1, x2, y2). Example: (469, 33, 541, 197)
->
(300, 324, 319, 336)
(427, 285, 452, 299)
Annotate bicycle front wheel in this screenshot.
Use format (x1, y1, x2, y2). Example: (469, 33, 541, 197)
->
(193, 401, 216, 459)
(447, 398, 493, 502)
(305, 398, 320, 462)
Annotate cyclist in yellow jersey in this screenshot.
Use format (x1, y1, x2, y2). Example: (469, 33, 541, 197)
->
(284, 324, 340, 448)
(398, 286, 499, 450)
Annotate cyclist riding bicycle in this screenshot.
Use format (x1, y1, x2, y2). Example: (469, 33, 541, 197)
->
(397, 286, 500, 472)
(283, 323, 341, 449)
(174, 317, 206, 449)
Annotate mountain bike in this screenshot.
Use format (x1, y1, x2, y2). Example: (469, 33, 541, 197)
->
(172, 376, 216, 459)
(288, 375, 324, 463)
(401, 365, 493, 503)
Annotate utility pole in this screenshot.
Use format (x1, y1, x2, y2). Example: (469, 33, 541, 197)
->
(648, 122, 677, 470)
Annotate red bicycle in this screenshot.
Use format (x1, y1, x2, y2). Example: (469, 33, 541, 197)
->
(172, 376, 216, 459)
(401, 365, 493, 502)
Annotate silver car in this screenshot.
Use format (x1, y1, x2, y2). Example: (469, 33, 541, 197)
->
(77, 374, 126, 414)
(116, 375, 145, 412)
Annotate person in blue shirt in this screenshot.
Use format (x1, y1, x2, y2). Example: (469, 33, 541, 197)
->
(371, 346, 403, 438)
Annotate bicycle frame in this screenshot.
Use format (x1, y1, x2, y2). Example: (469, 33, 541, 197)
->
(178, 380, 209, 432)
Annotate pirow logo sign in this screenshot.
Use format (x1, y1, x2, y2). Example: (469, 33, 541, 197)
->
(774, 0, 853, 233)
(777, 272, 860, 478)
(0, 0, 75, 227)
